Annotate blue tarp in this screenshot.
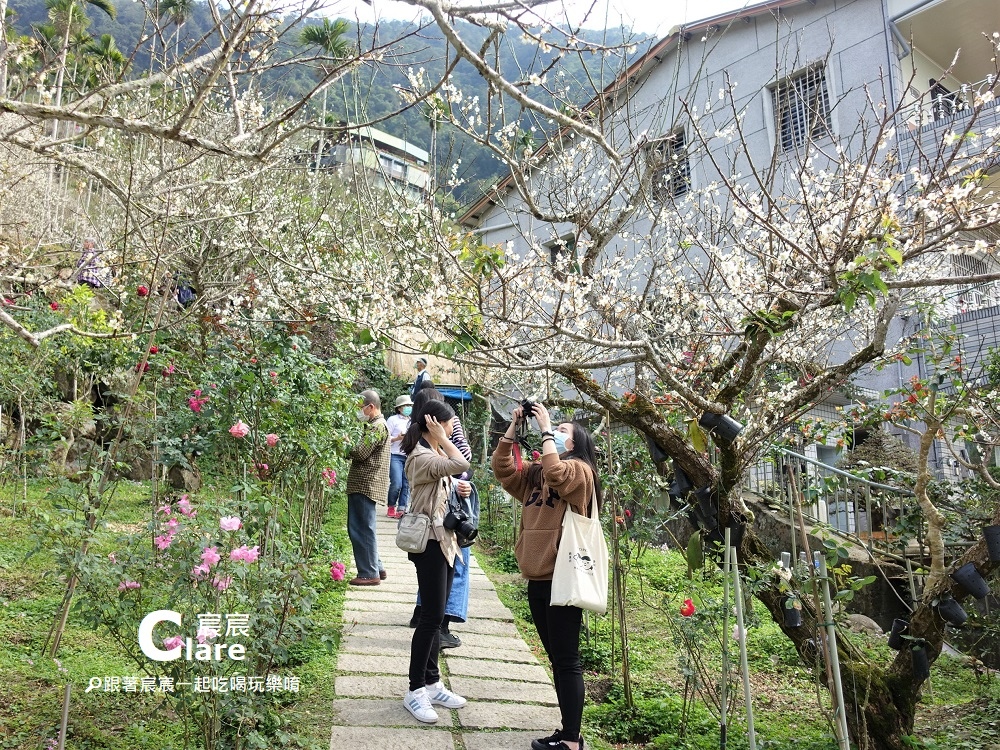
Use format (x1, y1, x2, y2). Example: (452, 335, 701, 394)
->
(437, 386, 473, 401)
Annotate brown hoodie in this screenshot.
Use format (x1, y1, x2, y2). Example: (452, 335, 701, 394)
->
(491, 442, 595, 580)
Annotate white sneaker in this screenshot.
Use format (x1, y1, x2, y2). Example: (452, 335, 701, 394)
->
(426, 680, 467, 708)
(403, 687, 439, 723)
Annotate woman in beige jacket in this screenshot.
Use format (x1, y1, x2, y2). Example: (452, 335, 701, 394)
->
(491, 403, 602, 750)
(400, 399, 471, 724)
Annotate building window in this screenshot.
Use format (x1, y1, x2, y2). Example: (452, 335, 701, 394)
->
(547, 235, 578, 279)
(772, 65, 832, 152)
(951, 251, 1000, 314)
(647, 130, 690, 201)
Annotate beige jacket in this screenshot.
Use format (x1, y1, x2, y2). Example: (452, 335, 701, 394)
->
(404, 441, 471, 567)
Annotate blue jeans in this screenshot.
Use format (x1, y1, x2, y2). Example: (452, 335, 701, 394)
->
(417, 485, 479, 621)
(347, 492, 383, 579)
(388, 454, 410, 511)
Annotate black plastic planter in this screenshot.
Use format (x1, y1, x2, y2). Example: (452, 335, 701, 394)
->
(985, 525, 1000, 563)
(950, 562, 990, 599)
(935, 596, 968, 627)
(698, 412, 744, 445)
(670, 460, 693, 498)
(693, 486, 719, 530)
(646, 436, 669, 464)
(911, 643, 930, 680)
(887, 618, 908, 650)
(783, 597, 803, 627)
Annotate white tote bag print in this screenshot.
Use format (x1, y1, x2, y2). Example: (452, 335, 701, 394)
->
(550, 490, 608, 614)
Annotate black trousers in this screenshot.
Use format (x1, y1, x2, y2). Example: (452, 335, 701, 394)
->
(408, 539, 455, 691)
(527, 579, 584, 738)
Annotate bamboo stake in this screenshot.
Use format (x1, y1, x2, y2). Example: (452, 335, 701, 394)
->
(57, 683, 70, 750)
(721, 527, 731, 750)
(731, 545, 757, 750)
(816, 552, 851, 750)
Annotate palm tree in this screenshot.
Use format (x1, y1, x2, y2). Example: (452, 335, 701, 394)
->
(158, 0, 193, 66)
(84, 33, 126, 86)
(46, 0, 115, 107)
(299, 19, 353, 168)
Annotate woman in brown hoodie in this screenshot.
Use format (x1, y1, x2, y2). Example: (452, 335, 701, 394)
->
(491, 403, 602, 750)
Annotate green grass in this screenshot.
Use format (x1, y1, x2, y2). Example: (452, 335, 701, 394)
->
(473, 535, 998, 750)
(0, 478, 352, 750)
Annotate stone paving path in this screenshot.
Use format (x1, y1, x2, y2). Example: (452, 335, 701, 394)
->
(330, 512, 560, 750)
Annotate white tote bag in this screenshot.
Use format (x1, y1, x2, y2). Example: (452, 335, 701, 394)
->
(550, 490, 609, 614)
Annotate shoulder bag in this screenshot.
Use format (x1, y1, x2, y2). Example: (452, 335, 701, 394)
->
(550, 486, 609, 614)
(395, 512, 432, 553)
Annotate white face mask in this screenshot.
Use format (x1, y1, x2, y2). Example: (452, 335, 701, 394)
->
(552, 431, 568, 453)
(357, 408, 368, 421)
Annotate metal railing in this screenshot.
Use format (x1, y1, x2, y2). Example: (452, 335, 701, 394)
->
(899, 74, 999, 132)
(744, 448, 920, 564)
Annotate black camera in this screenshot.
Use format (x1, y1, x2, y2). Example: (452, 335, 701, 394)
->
(520, 399, 535, 417)
(443, 508, 478, 546)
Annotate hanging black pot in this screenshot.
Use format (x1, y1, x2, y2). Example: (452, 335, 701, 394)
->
(935, 596, 968, 627)
(950, 562, 990, 599)
(693, 485, 719, 530)
(911, 643, 930, 680)
(783, 596, 803, 627)
(698, 412, 744, 445)
(670, 460, 693, 498)
(646, 436, 670, 464)
(887, 618, 908, 650)
(984, 525, 1000, 563)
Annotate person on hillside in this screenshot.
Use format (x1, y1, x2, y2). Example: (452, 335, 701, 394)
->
(400, 399, 471, 723)
(386, 394, 413, 518)
(345, 390, 391, 586)
(410, 356, 431, 396)
(491, 403, 602, 750)
(407, 387, 475, 649)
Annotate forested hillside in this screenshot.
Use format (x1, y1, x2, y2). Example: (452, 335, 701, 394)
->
(6, 0, 650, 204)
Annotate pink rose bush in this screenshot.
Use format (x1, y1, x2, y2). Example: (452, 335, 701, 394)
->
(230, 545, 260, 564)
(220, 516, 242, 531)
(162, 635, 184, 651)
(229, 420, 250, 438)
(321, 467, 337, 487)
(188, 390, 209, 412)
(265, 433, 279, 447)
(330, 561, 346, 582)
(118, 580, 140, 591)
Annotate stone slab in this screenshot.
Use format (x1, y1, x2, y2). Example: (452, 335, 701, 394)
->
(458, 702, 562, 730)
(330, 699, 450, 728)
(346, 589, 421, 603)
(345, 599, 514, 621)
(331, 727, 455, 750)
(342, 610, 415, 626)
(448, 618, 522, 637)
(337, 653, 408, 675)
(444, 658, 550, 683)
(445, 632, 531, 652)
(340, 624, 411, 641)
(462, 731, 544, 750)
(341, 634, 412, 657)
(449, 676, 556, 705)
(335, 675, 409, 698)
(451, 645, 538, 664)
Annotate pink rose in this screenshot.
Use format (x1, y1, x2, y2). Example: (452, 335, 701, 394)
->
(265, 433, 279, 447)
(196, 626, 219, 644)
(177, 496, 196, 517)
(229, 420, 250, 438)
(191, 562, 211, 578)
(321, 468, 337, 487)
(107, 552, 117, 564)
(230, 545, 260, 563)
(219, 516, 242, 531)
(330, 567, 344, 582)
(166, 517, 180, 530)
(117, 580, 140, 591)
(212, 575, 233, 591)
(162, 635, 184, 651)
(157, 503, 172, 516)
(154, 534, 174, 550)
(200, 546, 221, 567)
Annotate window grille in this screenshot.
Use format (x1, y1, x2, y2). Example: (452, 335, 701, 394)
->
(648, 130, 690, 201)
(772, 65, 832, 152)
